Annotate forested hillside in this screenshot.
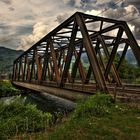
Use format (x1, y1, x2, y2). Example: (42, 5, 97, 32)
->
(0, 46, 23, 73)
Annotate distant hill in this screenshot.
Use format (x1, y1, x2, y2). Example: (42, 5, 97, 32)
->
(0, 46, 23, 73)
(81, 49, 137, 65)
(118, 49, 137, 65)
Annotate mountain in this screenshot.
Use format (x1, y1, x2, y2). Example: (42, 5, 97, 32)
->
(81, 49, 137, 66)
(0, 46, 24, 73)
(118, 49, 137, 65)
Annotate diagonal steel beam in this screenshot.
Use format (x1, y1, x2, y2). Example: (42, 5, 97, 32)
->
(60, 20, 78, 86)
(98, 35, 122, 85)
(104, 27, 123, 79)
(71, 44, 84, 82)
(117, 43, 129, 70)
(122, 22, 140, 66)
(75, 13, 108, 92)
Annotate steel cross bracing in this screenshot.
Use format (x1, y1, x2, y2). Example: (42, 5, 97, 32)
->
(12, 12, 140, 93)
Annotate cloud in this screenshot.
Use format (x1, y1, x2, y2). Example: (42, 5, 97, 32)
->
(8, 7, 15, 11)
(56, 13, 69, 23)
(17, 22, 48, 50)
(63, 0, 98, 10)
(0, 0, 140, 50)
(1, 0, 12, 5)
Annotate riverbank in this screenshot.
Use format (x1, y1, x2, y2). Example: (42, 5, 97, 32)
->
(1, 80, 140, 139)
(8, 93, 140, 140)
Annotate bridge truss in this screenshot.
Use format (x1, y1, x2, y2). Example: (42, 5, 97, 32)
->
(12, 12, 140, 94)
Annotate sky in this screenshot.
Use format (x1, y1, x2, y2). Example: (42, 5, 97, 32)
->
(0, 0, 140, 50)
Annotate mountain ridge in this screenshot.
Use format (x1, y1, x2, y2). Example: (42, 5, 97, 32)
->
(0, 46, 24, 73)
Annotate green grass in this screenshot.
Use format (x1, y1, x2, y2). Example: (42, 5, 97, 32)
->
(5, 93, 140, 140)
(47, 93, 140, 140)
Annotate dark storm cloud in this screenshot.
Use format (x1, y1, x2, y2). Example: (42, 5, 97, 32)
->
(1, 0, 12, 5)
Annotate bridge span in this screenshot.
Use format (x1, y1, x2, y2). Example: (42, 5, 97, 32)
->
(12, 12, 140, 101)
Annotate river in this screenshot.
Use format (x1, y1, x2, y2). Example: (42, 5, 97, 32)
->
(0, 91, 76, 113)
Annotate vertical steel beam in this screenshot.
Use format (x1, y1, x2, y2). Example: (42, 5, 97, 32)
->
(23, 55, 27, 81)
(27, 62, 31, 81)
(47, 62, 51, 81)
(21, 61, 24, 81)
(60, 20, 78, 86)
(49, 38, 60, 84)
(18, 59, 21, 81)
(76, 13, 108, 91)
(104, 27, 123, 79)
(30, 50, 35, 82)
(12, 62, 17, 81)
(42, 46, 49, 81)
(34, 49, 42, 83)
(58, 51, 63, 69)
(49, 59, 54, 81)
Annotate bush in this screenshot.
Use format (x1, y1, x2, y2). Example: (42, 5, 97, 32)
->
(0, 96, 53, 139)
(0, 80, 20, 96)
(73, 93, 114, 118)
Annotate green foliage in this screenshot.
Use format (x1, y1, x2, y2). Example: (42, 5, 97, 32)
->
(0, 96, 53, 139)
(0, 80, 20, 96)
(47, 93, 140, 140)
(114, 54, 140, 83)
(73, 93, 114, 118)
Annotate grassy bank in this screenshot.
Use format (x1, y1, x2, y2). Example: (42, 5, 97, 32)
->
(0, 80, 139, 139)
(0, 80, 20, 97)
(47, 93, 140, 140)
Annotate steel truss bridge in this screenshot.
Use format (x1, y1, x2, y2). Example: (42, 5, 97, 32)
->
(12, 12, 140, 101)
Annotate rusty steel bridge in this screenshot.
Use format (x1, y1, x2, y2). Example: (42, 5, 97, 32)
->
(12, 12, 140, 101)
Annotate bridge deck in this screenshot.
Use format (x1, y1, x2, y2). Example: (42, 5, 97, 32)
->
(13, 81, 140, 102)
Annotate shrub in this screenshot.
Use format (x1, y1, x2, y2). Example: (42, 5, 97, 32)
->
(73, 93, 114, 118)
(0, 80, 20, 96)
(0, 96, 53, 139)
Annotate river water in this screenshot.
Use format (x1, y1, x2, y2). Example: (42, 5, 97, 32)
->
(0, 92, 76, 113)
